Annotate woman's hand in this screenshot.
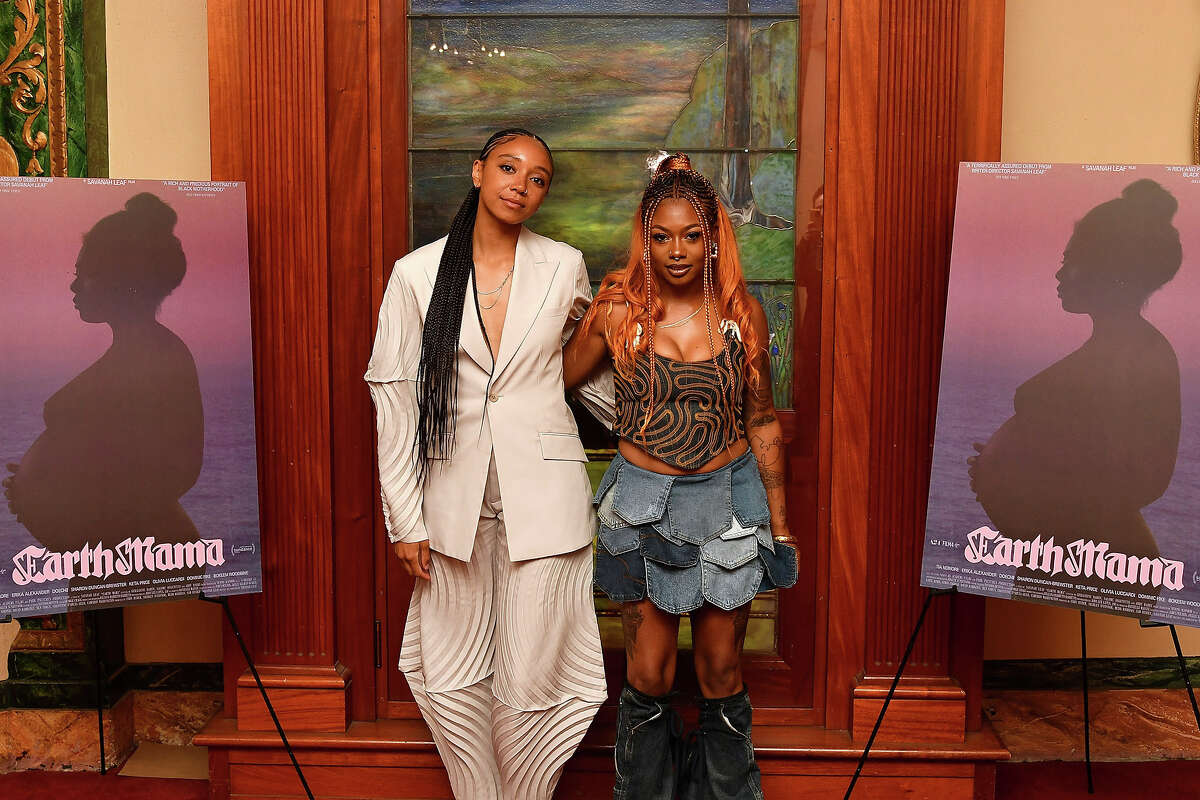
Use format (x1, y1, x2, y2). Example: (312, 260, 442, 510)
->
(393, 539, 431, 580)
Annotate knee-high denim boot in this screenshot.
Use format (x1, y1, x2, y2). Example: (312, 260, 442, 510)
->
(681, 687, 764, 800)
(613, 682, 682, 800)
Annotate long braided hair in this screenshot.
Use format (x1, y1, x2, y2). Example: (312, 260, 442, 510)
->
(586, 152, 763, 437)
(415, 128, 553, 477)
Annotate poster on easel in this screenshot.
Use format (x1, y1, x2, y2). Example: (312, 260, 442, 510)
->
(922, 162, 1200, 627)
(0, 177, 260, 617)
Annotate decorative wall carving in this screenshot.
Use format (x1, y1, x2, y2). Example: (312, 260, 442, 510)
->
(0, 0, 81, 177)
(0, 0, 48, 175)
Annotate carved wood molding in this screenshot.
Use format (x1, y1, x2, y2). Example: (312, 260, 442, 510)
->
(0, 0, 48, 175)
(208, 0, 335, 667)
(208, 0, 379, 721)
(823, 0, 1004, 732)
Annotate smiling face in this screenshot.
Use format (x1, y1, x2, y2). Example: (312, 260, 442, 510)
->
(648, 198, 708, 290)
(471, 134, 553, 226)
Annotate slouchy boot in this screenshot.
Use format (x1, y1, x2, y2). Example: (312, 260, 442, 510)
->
(613, 682, 683, 800)
(681, 687, 764, 800)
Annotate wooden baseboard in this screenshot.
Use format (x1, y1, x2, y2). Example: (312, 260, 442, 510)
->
(852, 677, 968, 743)
(197, 713, 1008, 799)
(234, 663, 351, 733)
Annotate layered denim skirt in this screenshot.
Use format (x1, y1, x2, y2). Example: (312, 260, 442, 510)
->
(593, 450, 798, 614)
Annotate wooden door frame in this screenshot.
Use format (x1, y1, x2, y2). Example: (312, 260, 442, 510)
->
(205, 0, 1005, 739)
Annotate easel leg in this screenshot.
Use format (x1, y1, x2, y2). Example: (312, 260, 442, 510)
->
(91, 609, 106, 775)
(1080, 610, 1094, 795)
(201, 594, 314, 800)
(1168, 624, 1200, 732)
(844, 587, 955, 800)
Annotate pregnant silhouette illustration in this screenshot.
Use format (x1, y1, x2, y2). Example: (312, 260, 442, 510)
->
(3, 193, 205, 602)
(968, 179, 1183, 617)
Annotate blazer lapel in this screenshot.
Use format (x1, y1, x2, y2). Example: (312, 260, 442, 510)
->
(422, 240, 493, 373)
(492, 227, 557, 380)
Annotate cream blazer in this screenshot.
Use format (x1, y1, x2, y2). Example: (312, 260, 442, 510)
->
(366, 227, 612, 562)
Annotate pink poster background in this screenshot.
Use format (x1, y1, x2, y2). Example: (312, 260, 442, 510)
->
(0, 178, 260, 616)
(924, 163, 1200, 626)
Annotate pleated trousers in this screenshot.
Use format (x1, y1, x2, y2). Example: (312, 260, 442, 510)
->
(399, 456, 607, 800)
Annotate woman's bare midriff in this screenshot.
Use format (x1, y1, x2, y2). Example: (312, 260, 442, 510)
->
(617, 437, 749, 476)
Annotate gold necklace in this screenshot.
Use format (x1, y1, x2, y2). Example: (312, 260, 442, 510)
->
(658, 302, 703, 329)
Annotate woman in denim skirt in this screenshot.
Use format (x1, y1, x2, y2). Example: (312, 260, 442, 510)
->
(564, 153, 798, 800)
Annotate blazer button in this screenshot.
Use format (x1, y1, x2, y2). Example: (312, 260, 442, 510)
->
(488, 392, 499, 403)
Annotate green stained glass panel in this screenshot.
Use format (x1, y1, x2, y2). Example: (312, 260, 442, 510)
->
(748, 282, 793, 408)
(410, 17, 730, 150)
(750, 19, 797, 150)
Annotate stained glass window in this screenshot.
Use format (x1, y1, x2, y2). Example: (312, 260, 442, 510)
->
(408, 1, 821, 410)
(408, 0, 823, 657)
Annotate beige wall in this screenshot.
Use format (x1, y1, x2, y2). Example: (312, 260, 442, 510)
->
(987, 0, 1200, 659)
(106, 0, 211, 181)
(105, 0, 221, 663)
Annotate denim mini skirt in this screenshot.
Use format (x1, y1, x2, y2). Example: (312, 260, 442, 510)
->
(593, 450, 798, 614)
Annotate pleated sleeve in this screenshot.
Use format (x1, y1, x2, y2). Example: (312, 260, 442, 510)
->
(365, 263, 428, 544)
(563, 250, 616, 429)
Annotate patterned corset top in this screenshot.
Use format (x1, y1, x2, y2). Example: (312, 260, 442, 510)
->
(613, 329, 746, 470)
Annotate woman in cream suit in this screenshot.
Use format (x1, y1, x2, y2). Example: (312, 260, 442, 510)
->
(365, 129, 608, 800)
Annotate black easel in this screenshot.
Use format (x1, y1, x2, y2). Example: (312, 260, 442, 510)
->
(90, 609, 107, 774)
(200, 594, 314, 800)
(1079, 610, 1094, 794)
(843, 587, 957, 800)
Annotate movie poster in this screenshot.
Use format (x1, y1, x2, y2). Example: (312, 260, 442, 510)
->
(922, 163, 1200, 627)
(0, 178, 260, 617)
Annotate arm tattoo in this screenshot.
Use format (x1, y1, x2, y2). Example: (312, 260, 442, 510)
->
(759, 466, 786, 489)
(752, 432, 787, 488)
(621, 603, 645, 659)
(748, 411, 777, 428)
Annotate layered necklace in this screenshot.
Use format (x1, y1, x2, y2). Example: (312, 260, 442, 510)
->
(475, 264, 514, 311)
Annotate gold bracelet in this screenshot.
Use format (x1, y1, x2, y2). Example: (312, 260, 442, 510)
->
(773, 535, 798, 544)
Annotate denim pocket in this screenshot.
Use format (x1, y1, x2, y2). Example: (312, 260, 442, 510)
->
(644, 560, 704, 614)
(593, 460, 622, 505)
(730, 458, 772, 527)
(701, 558, 764, 611)
(667, 470, 732, 544)
(597, 483, 625, 530)
(701, 535, 759, 570)
(595, 547, 647, 603)
(599, 524, 640, 556)
(760, 543, 798, 589)
(612, 466, 674, 526)
(640, 529, 700, 567)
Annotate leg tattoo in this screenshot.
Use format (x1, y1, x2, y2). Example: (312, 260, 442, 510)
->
(622, 602, 646, 660)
